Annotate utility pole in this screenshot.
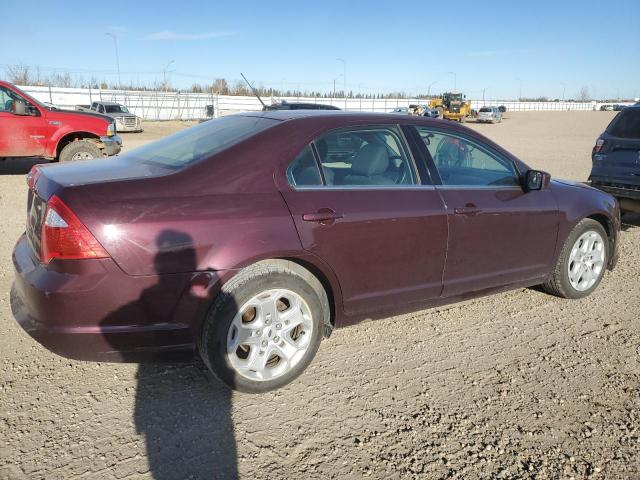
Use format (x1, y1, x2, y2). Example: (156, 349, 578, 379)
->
(516, 77, 523, 100)
(561, 82, 566, 101)
(336, 58, 346, 108)
(163, 60, 175, 91)
(105, 33, 121, 87)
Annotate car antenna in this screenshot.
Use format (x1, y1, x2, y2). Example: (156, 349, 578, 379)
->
(241, 73, 268, 110)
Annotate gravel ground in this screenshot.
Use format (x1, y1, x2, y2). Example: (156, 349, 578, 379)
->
(1, 112, 639, 479)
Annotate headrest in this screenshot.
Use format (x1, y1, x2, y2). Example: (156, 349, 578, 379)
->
(351, 144, 389, 176)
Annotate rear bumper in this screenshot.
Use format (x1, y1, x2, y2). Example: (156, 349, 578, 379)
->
(590, 180, 640, 200)
(10, 233, 205, 362)
(100, 135, 122, 156)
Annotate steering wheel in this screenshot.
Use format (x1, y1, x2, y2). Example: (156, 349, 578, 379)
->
(5, 99, 13, 112)
(388, 154, 409, 184)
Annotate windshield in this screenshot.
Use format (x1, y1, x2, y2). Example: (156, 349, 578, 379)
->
(105, 104, 129, 114)
(124, 115, 279, 169)
(479, 107, 492, 112)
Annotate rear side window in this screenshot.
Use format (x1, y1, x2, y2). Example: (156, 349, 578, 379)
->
(287, 145, 322, 186)
(127, 115, 278, 169)
(608, 109, 640, 138)
(314, 126, 417, 186)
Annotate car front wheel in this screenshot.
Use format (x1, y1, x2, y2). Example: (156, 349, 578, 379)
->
(200, 260, 328, 393)
(542, 219, 608, 299)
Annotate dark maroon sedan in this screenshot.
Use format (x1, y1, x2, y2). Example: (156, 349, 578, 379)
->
(11, 111, 620, 392)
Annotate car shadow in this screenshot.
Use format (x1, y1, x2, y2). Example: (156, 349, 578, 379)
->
(0, 157, 49, 175)
(100, 229, 238, 479)
(621, 212, 640, 230)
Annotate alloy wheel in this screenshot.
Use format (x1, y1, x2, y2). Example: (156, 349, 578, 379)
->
(567, 230, 606, 291)
(226, 289, 314, 382)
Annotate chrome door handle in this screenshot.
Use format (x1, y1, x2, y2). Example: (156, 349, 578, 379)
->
(302, 208, 343, 225)
(454, 204, 481, 215)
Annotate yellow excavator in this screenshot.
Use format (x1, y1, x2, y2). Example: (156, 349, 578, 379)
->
(428, 92, 472, 122)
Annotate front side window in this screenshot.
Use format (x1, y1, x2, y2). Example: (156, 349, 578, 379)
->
(417, 127, 519, 187)
(0, 86, 23, 113)
(313, 126, 417, 186)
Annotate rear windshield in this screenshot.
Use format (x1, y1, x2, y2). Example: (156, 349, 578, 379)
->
(126, 115, 278, 169)
(607, 109, 640, 139)
(479, 107, 492, 112)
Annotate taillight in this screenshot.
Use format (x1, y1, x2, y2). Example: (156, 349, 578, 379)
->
(40, 195, 109, 264)
(26, 165, 41, 190)
(593, 138, 606, 154)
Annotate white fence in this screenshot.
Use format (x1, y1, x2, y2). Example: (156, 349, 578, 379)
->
(18, 85, 631, 120)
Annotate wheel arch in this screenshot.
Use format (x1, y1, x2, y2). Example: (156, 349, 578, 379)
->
(55, 131, 101, 159)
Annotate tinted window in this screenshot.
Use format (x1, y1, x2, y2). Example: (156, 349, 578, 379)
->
(608, 109, 640, 139)
(417, 128, 519, 187)
(287, 145, 322, 187)
(314, 126, 417, 186)
(479, 107, 492, 112)
(126, 115, 278, 169)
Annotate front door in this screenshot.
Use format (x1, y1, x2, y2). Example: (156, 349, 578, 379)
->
(0, 85, 49, 157)
(413, 126, 559, 297)
(280, 125, 449, 317)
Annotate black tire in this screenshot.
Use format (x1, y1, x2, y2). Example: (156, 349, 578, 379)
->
(200, 260, 329, 393)
(58, 140, 103, 162)
(542, 219, 608, 299)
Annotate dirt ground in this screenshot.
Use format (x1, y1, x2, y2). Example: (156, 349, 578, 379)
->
(1, 112, 639, 479)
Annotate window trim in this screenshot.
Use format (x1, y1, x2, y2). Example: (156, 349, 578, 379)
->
(286, 124, 422, 191)
(410, 126, 523, 188)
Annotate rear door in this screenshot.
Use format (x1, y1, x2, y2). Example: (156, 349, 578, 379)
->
(412, 126, 559, 297)
(280, 125, 448, 317)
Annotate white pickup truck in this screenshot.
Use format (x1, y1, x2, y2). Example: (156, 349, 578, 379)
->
(76, 101, 142, 132)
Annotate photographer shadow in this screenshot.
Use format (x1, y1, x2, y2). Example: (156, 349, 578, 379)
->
(100, 230, 238, 479)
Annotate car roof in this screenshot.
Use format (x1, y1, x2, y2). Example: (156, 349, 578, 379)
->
(96, 101, 124, 106)
(240, 110, 445, 123)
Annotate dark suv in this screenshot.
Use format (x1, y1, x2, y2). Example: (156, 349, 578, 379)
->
(590, 104, 640, 213)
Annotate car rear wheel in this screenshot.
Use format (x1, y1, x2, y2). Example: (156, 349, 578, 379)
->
(200, 260, 328, 393)
(542, 219, 608, 299)
(59, 140, 102, 162)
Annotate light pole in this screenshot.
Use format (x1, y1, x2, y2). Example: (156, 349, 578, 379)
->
(561, 82, 566, 102)
(447, 71, 457, 91)
(104, 33, 121, 87)
(163, 60, 175, 90)
(336, 58, 346, 107)
(427, 80, 439, 97)
(516, 77, 523, 100)
(333, 74, 343, 100)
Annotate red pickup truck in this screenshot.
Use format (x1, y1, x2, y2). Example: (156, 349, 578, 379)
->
(0, 81, 122, 162)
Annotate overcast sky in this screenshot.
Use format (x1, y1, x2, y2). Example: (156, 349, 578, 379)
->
(2, 0, 638, 99)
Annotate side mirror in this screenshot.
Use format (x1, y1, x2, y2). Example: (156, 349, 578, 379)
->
(524, 169, 551, 191)
(13, 100, 28, 115)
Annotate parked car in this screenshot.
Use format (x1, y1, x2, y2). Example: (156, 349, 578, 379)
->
(600, 104, 614, 111)
(0, 81, 122, 162)
(589, 104, 640, 214)
(77, 102, 142, 132)
(11, 111, 620, 393)
(613, 104, 627, 111)
(264, 101, 340, 111)
(476, 106, 503, 123)
(498, 105, 507, 113)
(389, 107, 409, 114)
